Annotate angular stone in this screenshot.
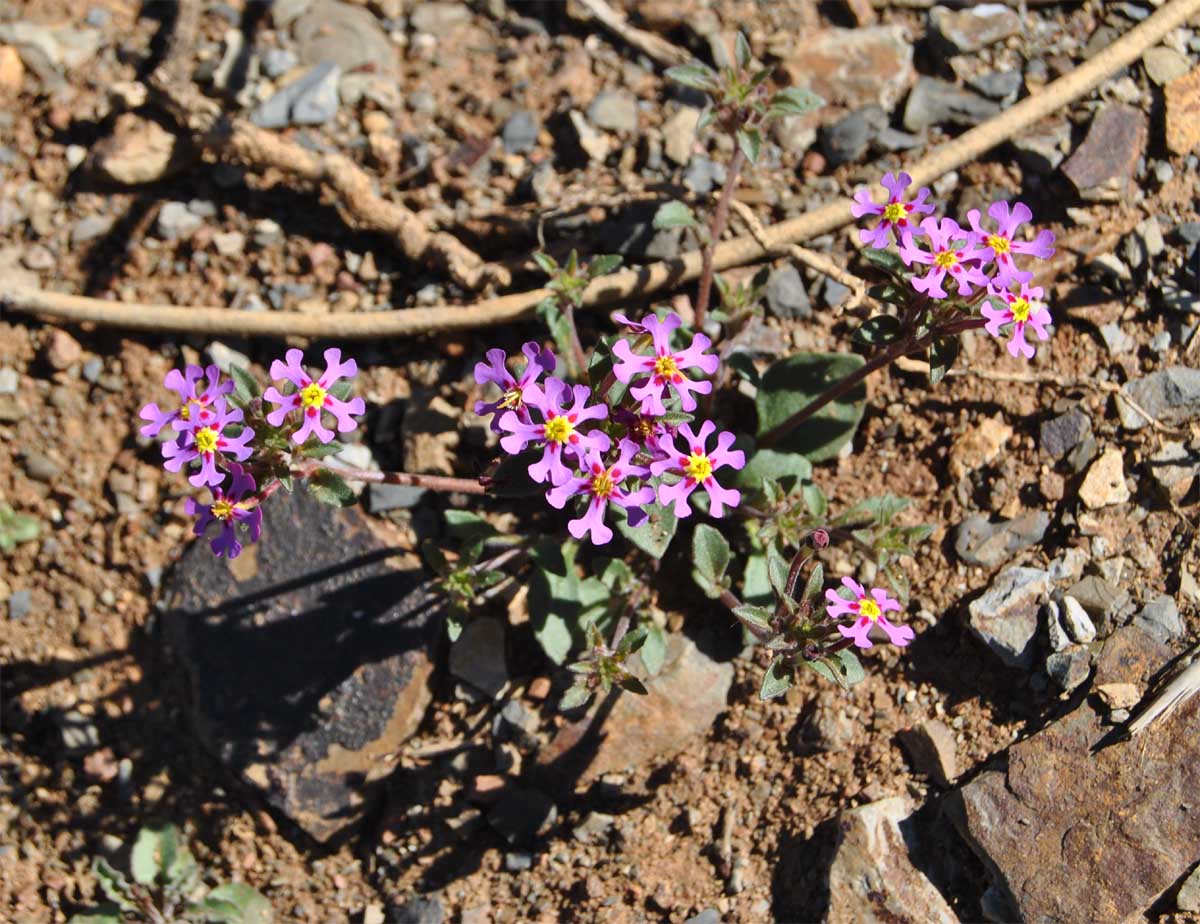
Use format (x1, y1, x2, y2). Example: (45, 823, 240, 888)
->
(1148, 441, 1199, 502)
(898, 719, 957, 787)
(449, 618, 508, 699)
(781, 26, 915, 115)
(1135, 595, 1183, 643)
(252, 61, 341, 129)
(1079, 447, 1130, 509)
(826, 796, 958, 924)
(1060, 595, 1097, 643)
(164, 486, 437, 842)
(966, 567, 1052, 669)
(1178, 865, 1200, 913)
(587, 89, 638, 134)
(536, 635, 731, 784)
(295, 0, 398, 76)
(902, 77, 999, 133)
(1046, 599, 1070, 652)
(820, 104, 887, 166)
(409, 1, 471, 37)
(952, 626, 1190, 924)
(765, 265, 811, 320)
(928, 3, 1020, 53)
(1044, 648, 1091, 692)
(662, 105, 700, 166)
(954, 511, 1049, 569)
(1143, 46, 1191, 86)
(1039, 408, 1091, 459)
(1066, 576, 1133, 637)
(948, 416, 1011, 481)
(1165, 65, 1200, 155)
(1062, 104, 1147, 200)
(90, 113, 188, 185)
(501, 110, 539, 155)
(1117, 367, 1200, 431)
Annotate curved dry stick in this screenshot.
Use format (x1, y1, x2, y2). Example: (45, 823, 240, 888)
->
(5, 0, 1199, 337)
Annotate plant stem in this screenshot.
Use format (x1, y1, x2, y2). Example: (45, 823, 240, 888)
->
(291, 459, 488, 494)
(694, 146, 746, 333)
(563, 302, 589, 379)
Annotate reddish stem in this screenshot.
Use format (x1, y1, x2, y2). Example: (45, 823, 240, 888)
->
(694, 146, 746, 333)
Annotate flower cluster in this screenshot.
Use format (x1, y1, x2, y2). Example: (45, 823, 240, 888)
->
(475, 312, 745, 545)
(825, 577, 913, 649)
(854, 172, 1056, 359)
(140, 349, 365, 559)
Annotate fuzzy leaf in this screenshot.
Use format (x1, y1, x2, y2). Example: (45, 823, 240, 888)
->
(804, 649, 865, 689)
(768, 87, 823, 119)
(736, 126, 762, 165)
(853, 314, 903, 347)
(532, 252, 558, 275)
(755, 352, 867, 461)
(929, 335, 960, 385)
(641, 624, 667, 675)
(587, 254, 623, 278)
(733, 604, 773, 630)
(617, 674, 649, 695)
(666, 62, 719, 93)
(691, 524, 732, 599)
(615, 499, 677, 559)
(230, 365, 258, 405)
(734, 448, 812, 491)
(93, 858, 135, 911)
(301, 441, 344, 460)
(328, 379, 354, 401)
(196, 882, 273, 924)
(765, 543, 790, 599)
(616, 626, 648, 656)
(529, 540, 611, 664)
(861, 247, 907, 278)
(444, 509, 495, 540)
(560, 682, 593, 711)
(130, 824, 171, 886)
(68, 913, 125, 924)
(307, 469, 357, 508)
(760, 657, 793, 700)
(653, 200, 701, 232)
(802, 562, 825, 607)
(734, 31, 752, 68)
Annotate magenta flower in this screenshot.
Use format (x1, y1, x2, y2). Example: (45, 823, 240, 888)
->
(850, 171, 934, 249)
(184, 463, 263, 559)
(139, 364, 234, 438)
(498, 377, 610, 485)
(264, 348, 366, 445)
(546, 440, 656, 545)
(162, 398, 254, 488)
(648, 420, 744, 518)
(966, 200, 1056, 290)
(826, 577, 913, 649)
(899, 217, 991, 300)
(473, 342, 556, 433)
(612, 313, 719, 416)
(611, 311, 649, 333)
(612, 407, 673, 458)
(981, 282, 1053, 359)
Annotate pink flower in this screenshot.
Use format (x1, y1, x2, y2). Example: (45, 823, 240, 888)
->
(612, 407, 673, 458)
(162, 398, 254, 488)
(851, 171, 935, 249)
(546, 439, 656, 545)
(648, 420, 744, 518)
(473, 342, 556, 433)
(981, 282, 1053, 359)
(264, 348, 366, 445)
(498, 377, 610, 485)
(899, 216, 991, 300)
(611, 313, 719, 416)
(185, 463, 262, 559)
(825, 577, 913, 649)
(611, 311, 649, 333)
(139, 364, 233, 438)
(966, 200, 1056, 290)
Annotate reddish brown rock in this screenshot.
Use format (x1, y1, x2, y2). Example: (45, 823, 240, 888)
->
(781, 26, 915, 116)
(1061, 104, 1147, 200)
(1165, 65, 1200, 154)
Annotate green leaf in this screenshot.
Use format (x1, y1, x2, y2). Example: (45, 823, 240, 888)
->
(928, 335, 959, 385)
(860, 247, 907, 278)
(691, 524, 732, 599)
(804, 649, 865, 689)
(617, 674, 649, 695)
(446, 615, 462, 642)
(230, 365, 258, 405)
(732, 604, 773, 630)
(586, 254, 623, 278)
(734, 448, 812, 491)
(616, 626, 648, 657)
(93, 858, 135, 911)
(615, 498, 677, 559)
(802, 562, 825, 607)
(641, 624, 667, 676)
(328, 379, 354, 401)
(130, 824, 170, 886)
(853, 314, 903, 347)
(197, 882, 273, 924)
(68, 911, 125, 924)
(760, 657, 793, 700)
(307, 469, 357, 507)
(755, 352, 867, 462)
(653, 200, 701, 232)
(301, 441, 344, 460)
(444, 509, 495, 540)
(0, 505, 40, 551)
(867, 283, 908, 306)
(768, 87, 823, 119)
(736, 126, 762, 165)
(734, 31, 752, 68)
(666, 62, 719, 93)
(742, 553, 772, 605)
(536, 299, 580, 376)
(532, 252, 558, 275)
(529, 540, 611, 664)
(560, 682, 593, 711)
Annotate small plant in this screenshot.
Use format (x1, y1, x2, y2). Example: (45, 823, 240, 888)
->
(70, 822, 270, 923)
(0, 502, 40, 552)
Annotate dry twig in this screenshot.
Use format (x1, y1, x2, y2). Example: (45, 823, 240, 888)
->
(572, 0, 691, 68)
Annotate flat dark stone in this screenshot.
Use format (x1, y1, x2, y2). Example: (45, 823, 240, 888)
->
(163, 485, 440, 842)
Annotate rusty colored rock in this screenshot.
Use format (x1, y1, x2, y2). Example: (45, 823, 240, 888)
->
(899, 719, 957, 787)
(164, 486, 438, 842)
(0, 45, 23, 96)
(952, 625, 1195, 924)
(1165, 65, 1200, 154)
(1061, 104, 1147, 200)
(948, 416, 1011, 481)
(781, 26, 915, 116)
(1079, 447, 1130, 509)
(89, 113, 190, 185)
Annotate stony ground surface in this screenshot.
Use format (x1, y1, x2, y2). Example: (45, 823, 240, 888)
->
(2, 1, 1200, 923)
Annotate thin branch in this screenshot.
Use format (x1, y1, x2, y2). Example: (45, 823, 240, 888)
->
(572, 0, 691, 68)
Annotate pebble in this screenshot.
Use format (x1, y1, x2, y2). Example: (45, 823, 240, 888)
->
(1012, 119, 1070, 174)
(449, 618, 508, 698)
(1062, 104, 1147, 199)
(903, 76, 999, 132)
(969, 69, 1023, 102)
(1178, 865, 1200, 913)
(503, 851, 532, 872)
(82, 357, 103, 383)
(389, 896, 444, 924)
(1143, 46, 1191, 86)
(1155, 161, 1175, 184)
(1046, 599, 1070, 652)
(1165, 66, 1200, 155)
(1118, 366, 1200, 430)
(587, 89, 638, 134)
(7, 588, 31, 620)
(213, 231, 246, 257)
(410, 1, 471, 36)
(43, 329, 81, 370)
(0, 368, 16, 394)
(572, 811, 615, 844)
(684, 911, 721, 924)
(898, 719, 957, 786)
(501, 110, 539, 155)
(253, 218, 284, 247)
(949, 416, 1012, 480)
(1060, 596, 1097, 643)
(71, 214, 114, 244)
(1148, 441, 1199, 501)
(1135, 595, 1184, 642)
(157, 200, 203, 240)
(682, 156, 725, 195)
(252, 61, 342, 129)
(820, 104, 886, 167)
(1067, 575, 1133, 636)
(367, 482, 427, 512)
(567, 110, 611, 163)
(1044, 648, 1091, 693)
(929, 3, 1021, 53)
(821, 277, 851, 310)
(1099, 322, 1135, 355)
(662, 106, 700, 166)
(1039, 408, 1091, 459)
(260, 47, 298, 79)
(765, 265, 811, 320)
(954, 511, 1050, 569)
(967, 567, 1052, 669)
(1079, 448, 1130, 509)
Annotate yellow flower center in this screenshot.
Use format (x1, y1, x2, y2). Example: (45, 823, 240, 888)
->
(858, 597, 881, 621)
(1010, 297, 1031, 323)
(193, 426, 218, 454)
(654, 355, 680, 379)
(883, 202, 906, 223)
(683, 451, 713, 483)
(300, 382, 327, 409)
(211, 499, 235, 520)
(499, 387, 524, 410)
(591, 469, 615, 498)
(543, 415, 574, 445)
(180, 400, 196, 421)
(934, 250, 958, 269)
(987, 234, 1011, 254)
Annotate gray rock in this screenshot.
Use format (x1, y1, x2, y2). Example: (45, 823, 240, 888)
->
(23, 452, 60, 482)
(389, 896, 444, 924)
(954, 511, 1050, 568)
(487, 786, 556, 845)
(1060, 595, 1097, 643)
(684, 911, 721, 924)
(251, 61, 341, 128)
(1179, 864, 1200, 913)
(54, 708, 100, 753)
(368, 482, 427, 512)
(898, 719, 957, 787)
(1099, 322, 1135, 355)
(82, 358, 103, 383)
(410, 1, 471, 36)
(501, 110, 539, 155)
(295, 0, 397, 75)
(449, 618, 507, 698)
(662, 106, 700, 165)
(820, 104, 887, 166)
(903, 77, 1000, 132)
(1118, 367, 1200, 430)
(1135, 595, 1183, 642)
(967, 567, 1053, 669)
(765, 265, 811, 320)
(1155, 161, 1175, 184)
(572, 811, 615, 844)
(682, 156, 724, 195)
(820, 277, 851, 310)
(929, 3, 1021, 53)
(1148, 440, 1199, 501)
(0, 368, 18, 394)
(587, 90, 638, 134)
(1012, 119, 1070, 174)
(504, 851, 532, 872)
(1044, 647, 1091, 692)
(1144, 46, 1191, 86)
(7, 588, 32, 620)
(1039, 408, 1091, 459)
(873, 126, 923, 152)
(71, 214, 114, 244)
(157, 201, 203, 240)
(1066, 576, 1133, 636)
(969, 69, 1023, 101)
(260, 47, 297, 79)
(1046, 600, 1070, 652)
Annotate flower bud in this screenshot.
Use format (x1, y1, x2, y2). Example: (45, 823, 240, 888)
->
(810, 528, 830, 549)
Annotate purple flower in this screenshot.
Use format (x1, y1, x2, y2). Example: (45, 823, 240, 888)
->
(612, 407, 673, 458)
(981, 282, 1053, 359)
(825, 577, 913, 649)
(611, 313, 719, 416)
(162, 398, 254, 488)
(184, 463, 263, 559)
(966, 200, 1056, 290)
(498, 377, 610, 485)
(139, 364, 233, 438)
(264, 348, 366, 445)
(899, 217, 991, 300)
(473, 342, 556, 433)
(547, 440, 656, 545)
(611, 311, 649, 333)
(648, 420, 744, 518)
(850, 171, 934, 249)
